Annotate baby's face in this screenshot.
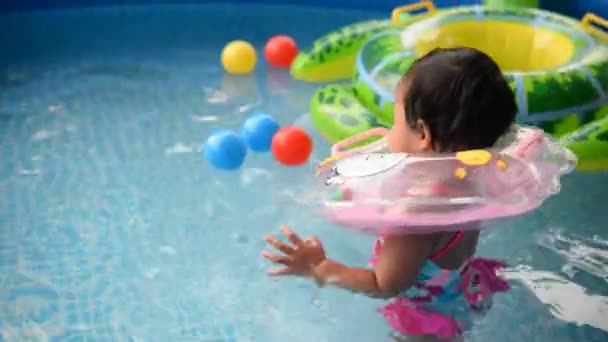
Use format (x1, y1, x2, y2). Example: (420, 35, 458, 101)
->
(388, 79, 432, 154)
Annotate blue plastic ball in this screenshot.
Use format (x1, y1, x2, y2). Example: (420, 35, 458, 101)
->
(204, 130, 247, 170)
(241, 113, 280, 152)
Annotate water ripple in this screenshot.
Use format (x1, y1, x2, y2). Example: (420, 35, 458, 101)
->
(504, 267, 608, 333)
(537, 229, 608, 282)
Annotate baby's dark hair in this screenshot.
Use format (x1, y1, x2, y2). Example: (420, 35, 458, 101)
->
(401, 47, 517, 152)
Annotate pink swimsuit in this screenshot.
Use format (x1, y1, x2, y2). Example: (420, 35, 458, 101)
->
(370, 233, 510, 339)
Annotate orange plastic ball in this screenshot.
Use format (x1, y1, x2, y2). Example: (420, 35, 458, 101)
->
(271, 126, 313, 166)
(264, 35, 299, 68)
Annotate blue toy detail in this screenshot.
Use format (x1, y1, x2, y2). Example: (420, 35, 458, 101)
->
(241, 113, 280, 152)
(204, 130, 247, 170)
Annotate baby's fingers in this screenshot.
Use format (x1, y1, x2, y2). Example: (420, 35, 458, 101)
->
(268, 267, 296, 276)
(261, 250, 292, 265)
(264, 235, 294, 254)
(281, 226, 303, 247)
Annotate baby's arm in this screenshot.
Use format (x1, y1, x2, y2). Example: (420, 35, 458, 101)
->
(314, 235, 435, 298)
(263, 226, 436, 299)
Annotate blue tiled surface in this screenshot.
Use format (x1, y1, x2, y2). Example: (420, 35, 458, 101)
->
(544, 0, 608, 20)
(0, 0, 471, 14)
(2, 0, 608, 23)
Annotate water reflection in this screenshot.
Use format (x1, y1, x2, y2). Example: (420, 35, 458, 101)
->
(504, 267, 608, 333)
(220, 74, 258, 99)
(266, 68, 291, 95)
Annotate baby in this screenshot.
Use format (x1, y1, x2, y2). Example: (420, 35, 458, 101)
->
(263, 47, 517, 341)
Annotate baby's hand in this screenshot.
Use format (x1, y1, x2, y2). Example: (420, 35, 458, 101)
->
(262, 226, 326, 278)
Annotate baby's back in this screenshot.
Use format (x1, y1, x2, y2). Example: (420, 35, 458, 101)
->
(431, 228, 480, 270)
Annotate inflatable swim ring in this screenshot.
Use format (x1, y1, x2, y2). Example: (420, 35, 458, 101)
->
(290, 2, 438, 82)
(299, 3, 608, 171)
(290, 20, 393, 83)
(315, 125, 576, 235)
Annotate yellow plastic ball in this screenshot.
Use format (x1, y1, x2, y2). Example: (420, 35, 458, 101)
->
(221, 40, 257, 74)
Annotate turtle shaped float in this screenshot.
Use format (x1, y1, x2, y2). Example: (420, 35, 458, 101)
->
(290, 2, 608, 171)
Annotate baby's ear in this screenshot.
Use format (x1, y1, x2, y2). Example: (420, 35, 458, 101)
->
(417, 120, 433, 152)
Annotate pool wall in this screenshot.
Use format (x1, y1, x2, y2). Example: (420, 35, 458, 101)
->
(1, 0, 608, 21)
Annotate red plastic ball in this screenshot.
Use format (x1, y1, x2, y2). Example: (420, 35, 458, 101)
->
(271, 126, 313, 166)
(264, 35, 299, 68)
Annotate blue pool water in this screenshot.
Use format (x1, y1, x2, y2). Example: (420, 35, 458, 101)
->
(1, 4, 608, 341)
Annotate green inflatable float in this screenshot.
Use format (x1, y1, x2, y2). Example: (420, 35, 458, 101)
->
(290, 1, 608, 171)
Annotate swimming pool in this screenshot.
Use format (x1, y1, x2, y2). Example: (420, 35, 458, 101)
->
(0, 4, 607, 341)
